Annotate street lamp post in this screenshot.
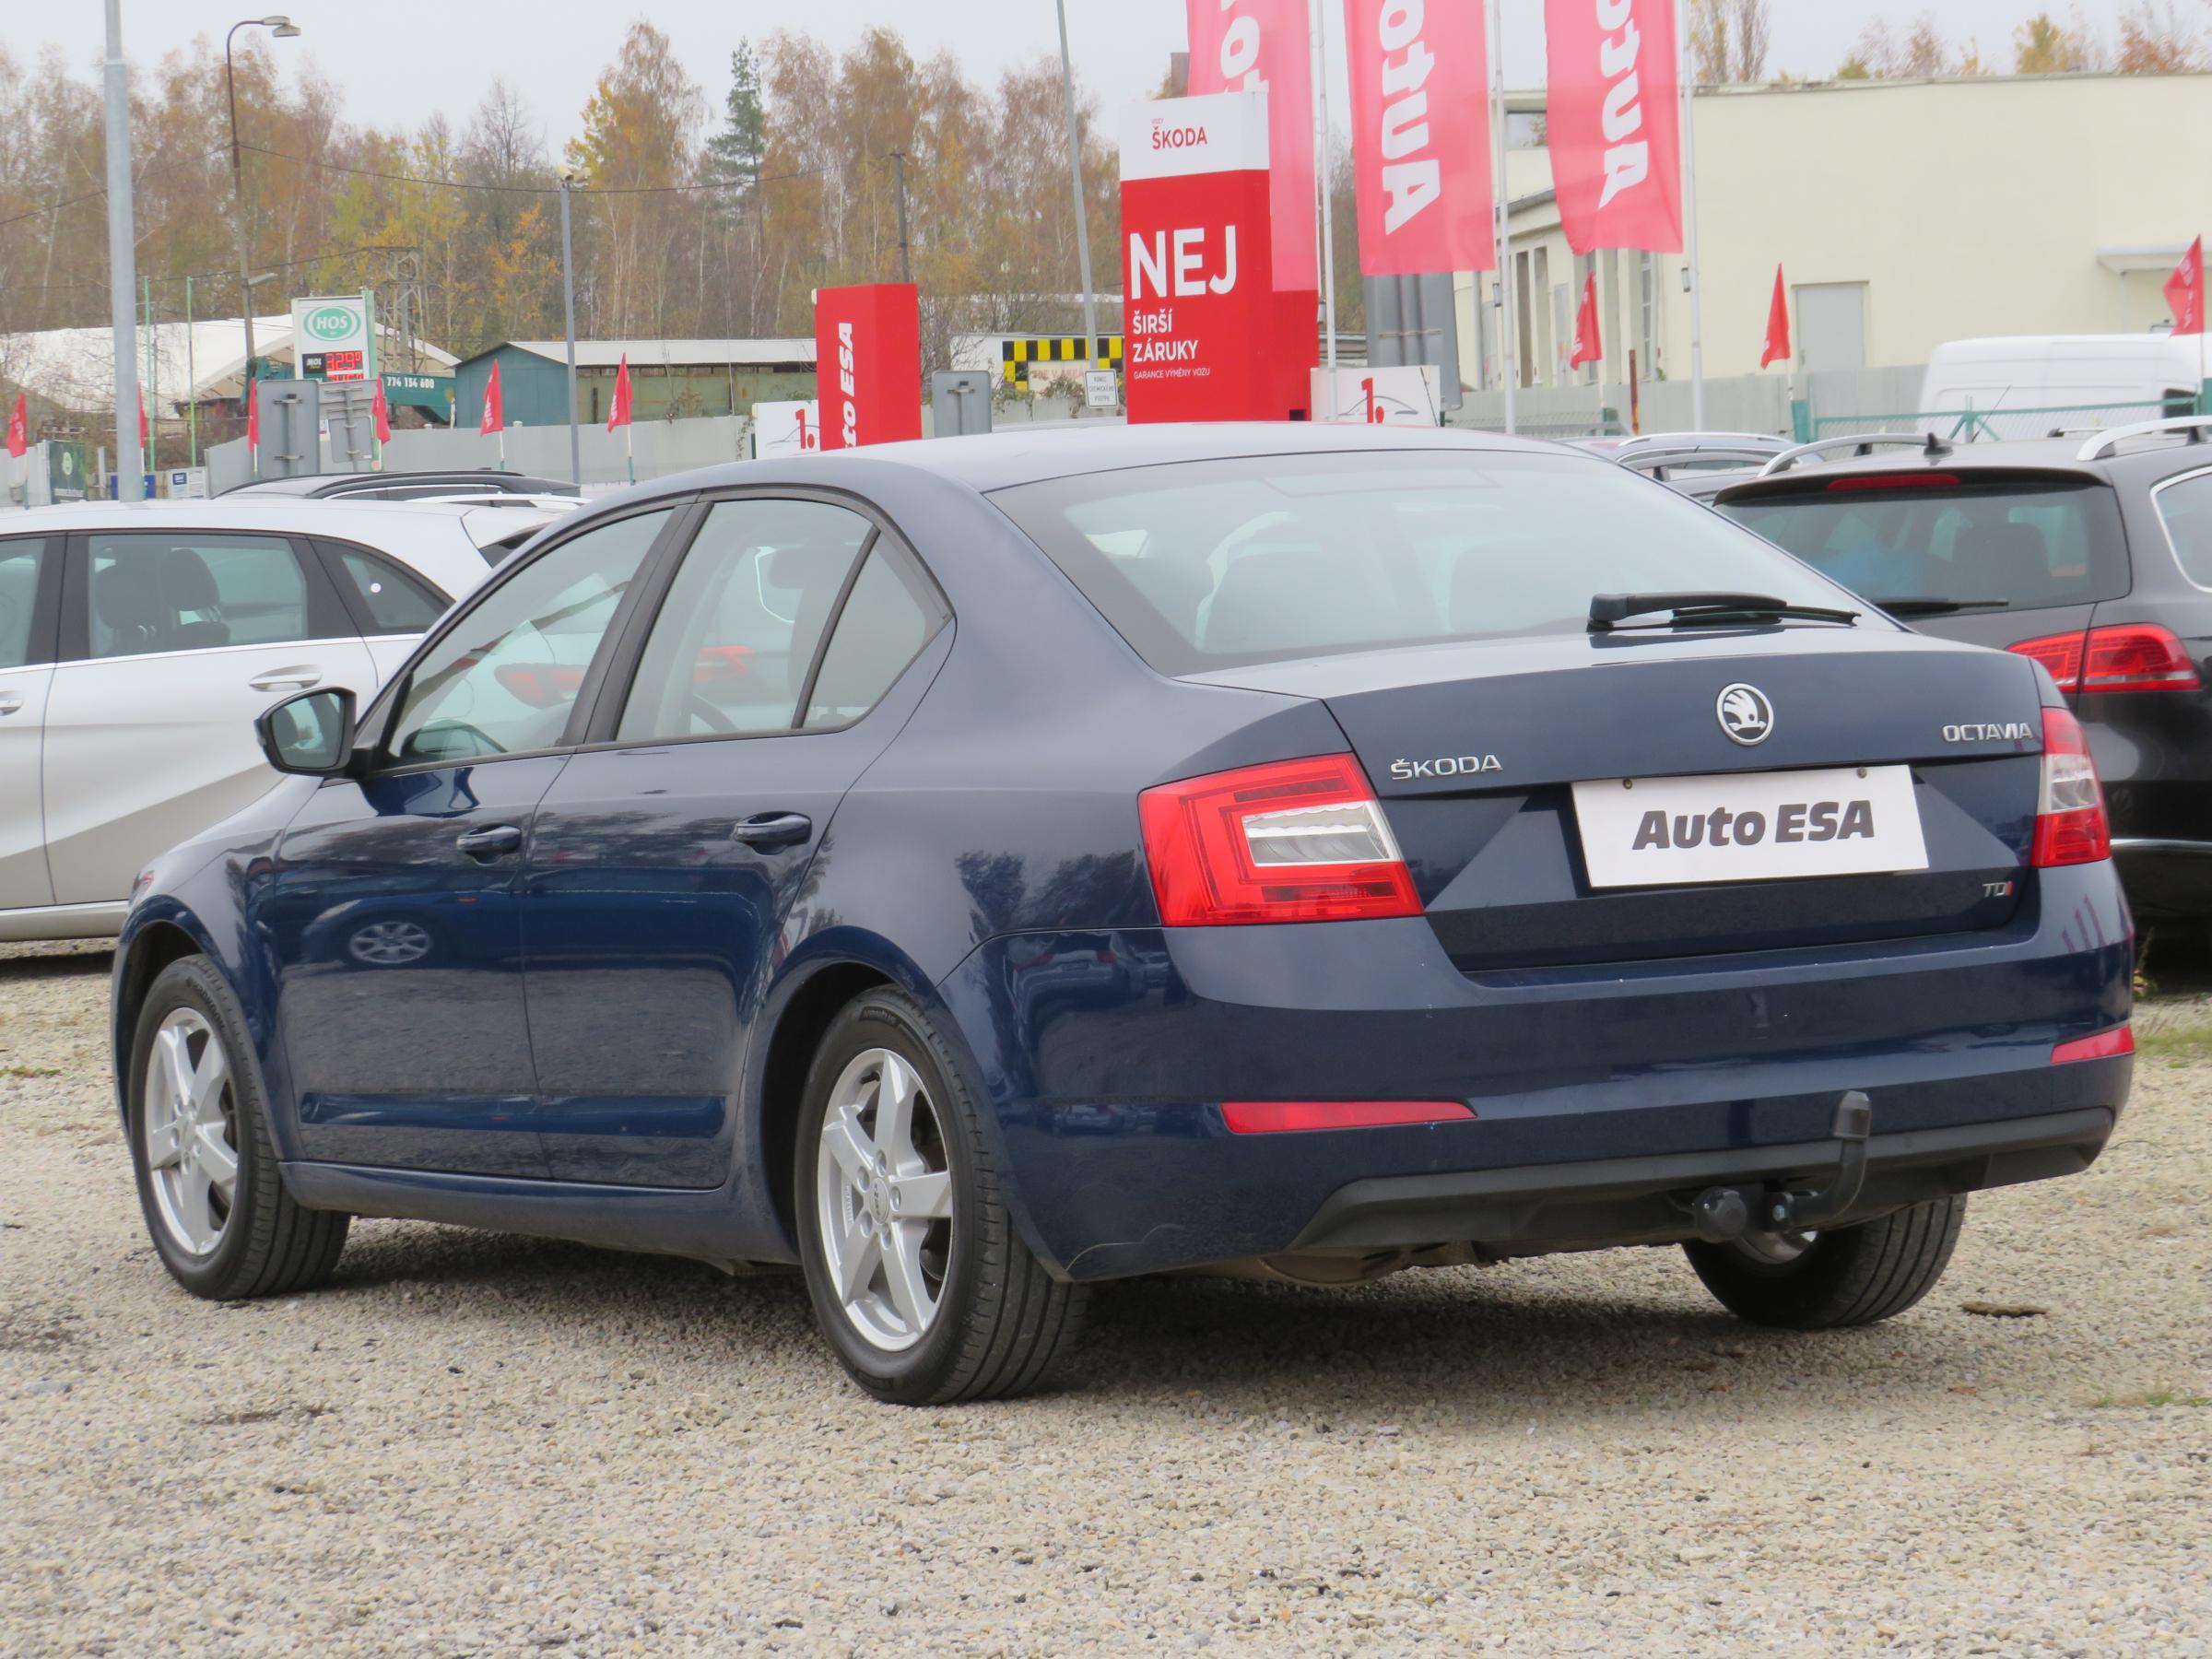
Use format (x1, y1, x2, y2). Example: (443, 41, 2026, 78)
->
(225, 16, 300, 409)
(554, 166, 583, 488)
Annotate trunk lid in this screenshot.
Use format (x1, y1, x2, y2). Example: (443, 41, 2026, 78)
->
(1188, 628, 2051, 971)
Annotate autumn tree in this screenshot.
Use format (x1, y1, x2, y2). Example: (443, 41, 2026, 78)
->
(1687, 0, 1771, 84)
(2015, 13, 2099, 73)
(2116, 2, 2206, 71)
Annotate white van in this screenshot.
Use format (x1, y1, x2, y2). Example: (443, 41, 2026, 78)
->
(1919, 335, 2204, 433)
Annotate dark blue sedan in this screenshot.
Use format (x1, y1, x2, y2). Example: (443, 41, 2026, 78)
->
(112, 425, 2134, 1404)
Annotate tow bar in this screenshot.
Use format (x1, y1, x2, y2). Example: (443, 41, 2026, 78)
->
(1688, 1091, 1874, 1244)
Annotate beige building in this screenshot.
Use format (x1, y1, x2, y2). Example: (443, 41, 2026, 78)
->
(1456, 72, 2212, 397)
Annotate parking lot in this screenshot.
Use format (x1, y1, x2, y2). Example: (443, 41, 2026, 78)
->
(0, 937, 2203, 1655)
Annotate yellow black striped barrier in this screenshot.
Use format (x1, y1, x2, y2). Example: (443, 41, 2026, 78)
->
(1001, 336, 1124, 383)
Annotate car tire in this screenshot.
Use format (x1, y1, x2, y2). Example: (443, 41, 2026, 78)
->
(1682, 1196, 1967, 1330)
(127, 956, 349, 1301)
(794, 988, 1087, 1405)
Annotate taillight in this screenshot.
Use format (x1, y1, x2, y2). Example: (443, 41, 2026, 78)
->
(2008, 625, 2201, 694)
(2052, 1025, 2133, 1065)
(1138, 754, 1420, 925)
(2030, 707, 2110, 867)
(1221, 1100, 1475, 1134)
(1825, 473, 1960, 491)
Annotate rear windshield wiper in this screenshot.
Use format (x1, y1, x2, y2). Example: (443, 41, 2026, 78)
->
(1871, 596, 2009, 618)
(1588, 591, 1861, 632)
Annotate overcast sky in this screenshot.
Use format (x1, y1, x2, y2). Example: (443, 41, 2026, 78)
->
(27, 1, 2136, 142)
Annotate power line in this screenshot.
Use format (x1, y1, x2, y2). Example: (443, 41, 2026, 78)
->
(7, 242, 427, 295)
(240, 142, 821, 196)
(0, 186, 115, 231)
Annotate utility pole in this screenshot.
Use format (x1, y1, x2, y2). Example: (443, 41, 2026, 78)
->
(888, 151, 912, 285)
(555, 167, 582, 487)
(103, 0, 141, 500)
(1053, 0, 1100, 396)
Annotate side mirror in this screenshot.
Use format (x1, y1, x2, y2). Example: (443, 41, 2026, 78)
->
(255, 687, 358, 777)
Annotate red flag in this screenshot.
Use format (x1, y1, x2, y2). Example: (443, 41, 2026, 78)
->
(1570, 272, 1604, 369)
(606, 354, 633, 431)
(5, 394, 27, 460)
(478, 360, 504, 435)
(2166, 236, 2204, 335)
(1546, 0, 1684, 254)
(1345, 0, 1495, 276)
(371, 379, 392, 443)
(1187, 0, 1316, 291)
(245, 378, 259, 450)
(137, 383, 148, 453)
(1760, 265, 1792, 370)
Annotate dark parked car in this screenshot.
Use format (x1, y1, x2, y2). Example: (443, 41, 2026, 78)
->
(112, 425, 2132, 1405)
(223, 469, 580, 502)
(1714, 419, 2212, 931)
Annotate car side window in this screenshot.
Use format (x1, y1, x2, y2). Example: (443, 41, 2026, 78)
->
(616, 499, 872, 742)
(384, 507, 671, 766)
(322, 542, 449, 634)
(2156, 472, 2212, 588)
(803, 549, 943, 729)
(83, 532, 331, 658)
(0, 537, 47, 669)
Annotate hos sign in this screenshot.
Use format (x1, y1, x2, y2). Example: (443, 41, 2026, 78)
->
(1120, 91, 1309, 422)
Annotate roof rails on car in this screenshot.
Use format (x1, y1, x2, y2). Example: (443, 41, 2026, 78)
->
(1755, 431, 1953, 477)
(1617, 445, 1787, 477)
(2073, 416, 2212, 464)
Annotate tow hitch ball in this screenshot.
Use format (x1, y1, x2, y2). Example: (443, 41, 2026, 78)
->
(1690, 1092, 1873, 1245)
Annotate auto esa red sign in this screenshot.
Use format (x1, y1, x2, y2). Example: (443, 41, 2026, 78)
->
(813, 283, 922, 450)
(1121, 92, 1307, 423)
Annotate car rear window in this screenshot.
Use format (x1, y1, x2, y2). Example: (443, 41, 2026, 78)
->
(991, 451, 1855, 674)
(1721, 477, 2127, 614)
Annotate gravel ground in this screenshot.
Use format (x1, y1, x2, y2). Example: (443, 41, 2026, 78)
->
(2, 939, 2207, 1657)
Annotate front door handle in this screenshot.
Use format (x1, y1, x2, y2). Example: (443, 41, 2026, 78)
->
(455, 824, 524, 858)
(730, 812, 813, 849)
(0, 693, 21, 717)
(250, 666, 324, 693)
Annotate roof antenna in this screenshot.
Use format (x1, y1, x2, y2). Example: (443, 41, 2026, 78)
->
(1923, 431, 1953, 458)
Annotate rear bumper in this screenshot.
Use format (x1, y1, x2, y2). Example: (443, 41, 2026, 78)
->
(937, 864, 2133, 1282)
(1292, 1105, 2115, 1255)
(2111, 838, 2212, 922)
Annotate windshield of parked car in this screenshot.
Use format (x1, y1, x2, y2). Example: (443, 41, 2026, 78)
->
(992, 450, 1861, 674)
(1722, 477, 2127, 612)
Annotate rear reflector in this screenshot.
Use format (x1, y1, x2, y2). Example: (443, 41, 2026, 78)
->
(1221, 1100, 1475, 1134)
(2052, 1025, 2133, 1065)
(2030, 706, 2110, 867)
(1139, 754, 1421, 925)
(2008, 625, 2202, 694)
(1826, 473, 1960, 491)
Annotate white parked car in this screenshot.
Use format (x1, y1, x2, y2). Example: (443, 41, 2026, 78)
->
(0, 498, 550, 942)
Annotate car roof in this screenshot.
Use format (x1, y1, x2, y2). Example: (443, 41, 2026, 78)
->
(0, 497, 511, 551)
(601, 421, 1575, 508)
(1711, 429, 2212, 504)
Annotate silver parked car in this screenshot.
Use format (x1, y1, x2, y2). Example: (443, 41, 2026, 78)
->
(0, 498, 547, 942)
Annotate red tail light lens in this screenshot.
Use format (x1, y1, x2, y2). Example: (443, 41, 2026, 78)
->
(1826, 473, 1960, 491)
(2030, 707, 2110, 867)
(1138, 754, 1421, 925)
(1221, 1100, 1475, 1134)
(2051, 1025, 2133, 1065)
(2009, 625, 2201, 694)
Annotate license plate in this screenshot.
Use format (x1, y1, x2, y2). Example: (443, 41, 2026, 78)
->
(1571, 766, 1929, 889)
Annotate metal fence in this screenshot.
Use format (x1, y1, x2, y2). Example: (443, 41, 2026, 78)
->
(1809, 397, 2192, 444)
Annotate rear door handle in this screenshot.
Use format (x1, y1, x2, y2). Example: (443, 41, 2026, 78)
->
(250, 667, 324, 693)
(730, 812, 813, 849)
(455, 824, 524, 858)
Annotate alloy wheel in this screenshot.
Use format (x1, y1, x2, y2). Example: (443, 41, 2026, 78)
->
(144, 1008, 240, 1256)
(347, 920, 432, 966)
(814, 1048, 955, 1353)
